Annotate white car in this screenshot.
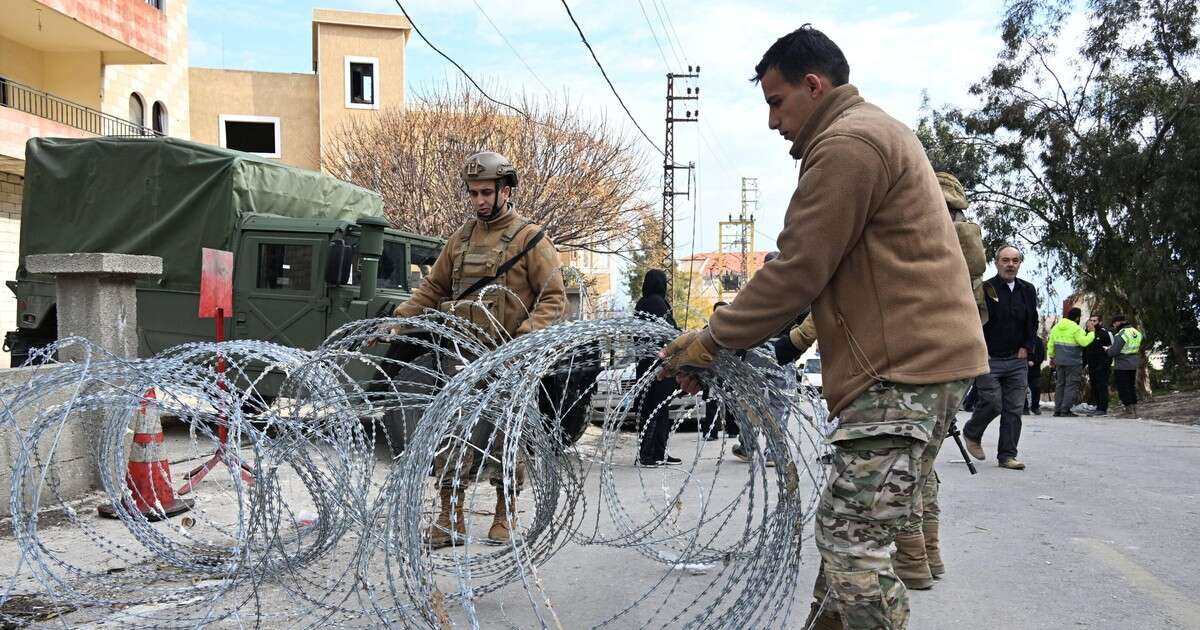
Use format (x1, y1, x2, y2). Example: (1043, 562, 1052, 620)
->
(799, 356, 822, 392)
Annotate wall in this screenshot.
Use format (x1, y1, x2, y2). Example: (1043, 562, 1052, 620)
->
(0, 364, 95, 510)
(314, 12, 409, 170)
(0, 173, 23, 365)
(99, 0, 189, 138)
(188, 68, 320, 171)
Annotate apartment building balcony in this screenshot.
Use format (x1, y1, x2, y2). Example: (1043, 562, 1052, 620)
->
(1, 79, 159, 175)
(1, 0, 167, 65)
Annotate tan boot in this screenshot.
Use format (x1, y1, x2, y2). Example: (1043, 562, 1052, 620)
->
(803, 601, 843, 630)
(428, 488, 466, 549)
(487, 487, 516, 543)
(893, 532, 935, 590)
(923, 521, 945, 578)
(964, 437, 985, 461)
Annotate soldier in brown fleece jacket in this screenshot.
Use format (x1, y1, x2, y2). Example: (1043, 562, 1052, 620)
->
(658, 25, 988, 630)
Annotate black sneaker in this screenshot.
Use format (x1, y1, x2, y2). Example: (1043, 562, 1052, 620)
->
(665, 456, 682, 464)
(730, 446, 752, 462)
(636, 458, 662, 467)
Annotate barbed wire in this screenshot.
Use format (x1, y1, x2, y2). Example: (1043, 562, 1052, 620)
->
(0, 288, 830, 628)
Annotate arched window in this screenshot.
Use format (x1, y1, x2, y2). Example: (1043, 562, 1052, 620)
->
(129, 93, 145, 129)
(152, 101, 168, 135)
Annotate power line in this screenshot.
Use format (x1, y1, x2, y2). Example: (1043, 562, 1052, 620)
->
(558, 0, 665, 156)
(653, 0, 690, 65)
(392, 0, 532, 120)
(636, 0, 672, 71)
(648, 0, 685, 69)
(470, 0, 553, 95)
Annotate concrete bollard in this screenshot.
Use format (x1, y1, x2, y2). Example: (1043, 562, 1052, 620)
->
(24, 253, 162, 361)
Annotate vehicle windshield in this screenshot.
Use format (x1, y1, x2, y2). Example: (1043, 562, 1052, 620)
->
(409, 244, 439, 288)
(805, 358, 822, 374)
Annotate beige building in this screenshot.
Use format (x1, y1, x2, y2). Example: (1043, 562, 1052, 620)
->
(189, 9, 411, 172)
(1, 0, 188, 362)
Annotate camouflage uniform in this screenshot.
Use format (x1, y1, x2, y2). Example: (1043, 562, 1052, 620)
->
(895, 174, 986, 541)
(810, 378, 969, 628)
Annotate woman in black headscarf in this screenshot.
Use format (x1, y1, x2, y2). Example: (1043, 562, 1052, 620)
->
(634, 270, 680, 466)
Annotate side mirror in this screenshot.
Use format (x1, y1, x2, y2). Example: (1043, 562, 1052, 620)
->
(326, 239, 353, 285)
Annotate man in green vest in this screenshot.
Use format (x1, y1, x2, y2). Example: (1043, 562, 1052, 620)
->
(1047, 307, 1095, 416)
(1106, 314, 1143, 417)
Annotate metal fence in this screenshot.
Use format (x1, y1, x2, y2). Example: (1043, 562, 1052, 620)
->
(0, 78, 160, 138)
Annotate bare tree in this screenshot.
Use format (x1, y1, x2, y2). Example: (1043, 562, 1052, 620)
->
(326, 83, 653, 254)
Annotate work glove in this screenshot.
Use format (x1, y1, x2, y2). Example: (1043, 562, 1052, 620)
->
(773, 335, 803, 365)
(657, 329, 719, 394)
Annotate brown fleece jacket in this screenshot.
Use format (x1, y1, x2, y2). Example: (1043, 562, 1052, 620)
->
(703, 84, 988, 416)
(395, 208, 566, 336)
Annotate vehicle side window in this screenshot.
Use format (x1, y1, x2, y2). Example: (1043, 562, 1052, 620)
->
(377, 241, 406, 290)
(410, 244, 439, 288)
(257, 243, 313, 291)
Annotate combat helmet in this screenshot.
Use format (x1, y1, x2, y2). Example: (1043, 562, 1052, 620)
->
(935, 172, 968, 210)
(463, 151, 519, 188)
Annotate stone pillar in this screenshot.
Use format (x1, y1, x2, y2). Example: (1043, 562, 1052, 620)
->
(24, 253, 162, 361)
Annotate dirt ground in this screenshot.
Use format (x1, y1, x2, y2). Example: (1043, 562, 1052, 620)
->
(1137, 389, 1200, 425)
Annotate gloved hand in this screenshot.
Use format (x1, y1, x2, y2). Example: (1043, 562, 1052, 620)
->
(657, 330, 719, 394)
(774, 334, 803, 365)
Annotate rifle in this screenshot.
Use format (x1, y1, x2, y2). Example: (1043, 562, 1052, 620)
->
(946, 420, 978, 475)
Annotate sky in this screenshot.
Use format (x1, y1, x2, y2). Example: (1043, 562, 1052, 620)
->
(188, 0, 1072, 305)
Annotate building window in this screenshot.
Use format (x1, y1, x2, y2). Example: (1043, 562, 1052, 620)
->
(129, 93, 145, 128)
(218, 115, 281, 158)
(344, 56, 379, 109)
(152, 101, 168, 135)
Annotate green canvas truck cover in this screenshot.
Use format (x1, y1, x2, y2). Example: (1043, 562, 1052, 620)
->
(19, 136, 385, 287)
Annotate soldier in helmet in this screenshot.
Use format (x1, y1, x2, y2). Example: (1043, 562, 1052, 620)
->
(392, 151, 567, 548)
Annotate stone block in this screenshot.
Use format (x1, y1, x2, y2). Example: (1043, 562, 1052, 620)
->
(26, 253, 163, 277)
(0, 365, 99, 510)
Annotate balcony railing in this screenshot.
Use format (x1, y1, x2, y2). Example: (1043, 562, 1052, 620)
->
(0, 78, 161, 138)
(146, 0, 164, 9)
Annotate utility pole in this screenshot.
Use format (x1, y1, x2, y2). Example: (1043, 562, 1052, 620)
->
(718, 177, 756, 296)
(663, 67, 699, 290)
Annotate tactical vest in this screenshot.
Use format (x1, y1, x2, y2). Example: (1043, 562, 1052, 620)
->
(439, 217, 537, 342)
(1119, 327, 1142, 354)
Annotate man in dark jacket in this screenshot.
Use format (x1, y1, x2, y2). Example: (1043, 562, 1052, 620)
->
(963, 245, 1039, 470)
(1024, 336, 1046, 415)
(634, 270, 680, 466)
(1083, 314, 1113, 416)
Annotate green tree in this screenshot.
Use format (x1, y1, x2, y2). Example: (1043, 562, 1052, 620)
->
(624, 210, 665, 305)
(935, 0, 1200, 367)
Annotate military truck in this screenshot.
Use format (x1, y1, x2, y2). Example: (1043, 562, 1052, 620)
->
(5, 136, 442, 369)
(5, 136, 598, 448)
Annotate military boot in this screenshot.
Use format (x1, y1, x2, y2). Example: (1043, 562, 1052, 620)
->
(428, 488, 466, 549)
(803, 601, 843, 630)
(923, 521, 945, 578)
(487, 487, 517, 543)
(893, 532, 935, 590)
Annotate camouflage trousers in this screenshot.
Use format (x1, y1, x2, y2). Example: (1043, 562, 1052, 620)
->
(812, 379, 969, 629)
(433, 414, 527, 491)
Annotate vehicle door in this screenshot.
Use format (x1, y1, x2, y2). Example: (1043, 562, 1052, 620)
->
(234, 232, 327, 349)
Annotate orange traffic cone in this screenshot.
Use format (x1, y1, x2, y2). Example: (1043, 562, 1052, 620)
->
(98, 388, 194, 521)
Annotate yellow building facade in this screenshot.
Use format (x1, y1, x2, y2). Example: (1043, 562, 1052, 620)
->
(188, 9, 410, 172)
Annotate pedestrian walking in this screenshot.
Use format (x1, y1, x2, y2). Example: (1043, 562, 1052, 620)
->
(963, 245, 1039, 471)
(633, 269, 682, 467)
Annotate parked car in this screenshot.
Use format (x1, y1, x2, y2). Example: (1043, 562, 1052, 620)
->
(799, 355, 823, 392)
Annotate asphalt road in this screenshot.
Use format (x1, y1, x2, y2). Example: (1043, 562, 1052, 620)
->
(899, 411, 1200, 630)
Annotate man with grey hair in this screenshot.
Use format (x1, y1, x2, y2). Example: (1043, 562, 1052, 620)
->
(963, 245, 1039, 470)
